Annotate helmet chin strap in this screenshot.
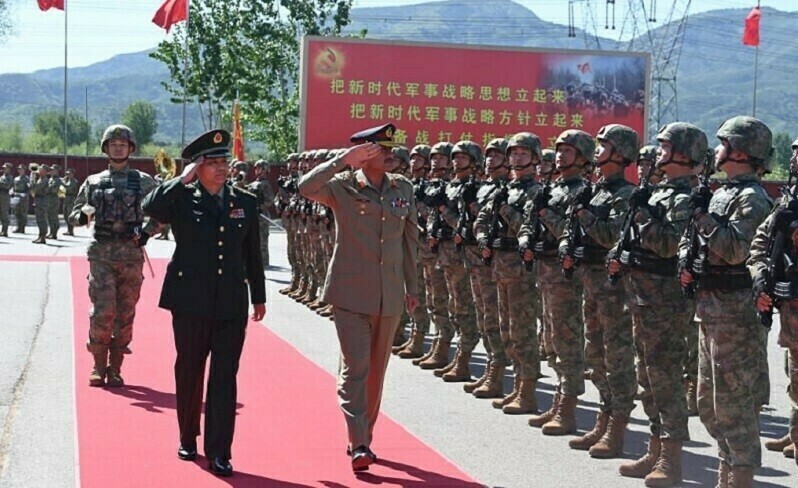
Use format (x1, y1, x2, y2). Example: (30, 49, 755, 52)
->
(511, 162, 534, 172)
(109, 156, 128, 165)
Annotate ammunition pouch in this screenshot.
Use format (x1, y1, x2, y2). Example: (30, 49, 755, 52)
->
(433, 226, 454, 241)
(620, 249, 677, 277)
(696, 264, 753, 292)
(491, 237, 518, 251)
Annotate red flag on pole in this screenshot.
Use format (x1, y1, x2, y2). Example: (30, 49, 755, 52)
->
(152, 0, 188, 33)
(232, 101, 246, 162)
(742, 6, 761, 46)
(37, 0, 64, 11)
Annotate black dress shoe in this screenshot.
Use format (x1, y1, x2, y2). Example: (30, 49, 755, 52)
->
(177, 444, 197, 461)
(351, 445, 376, 472)
(208, 457, 233, 477)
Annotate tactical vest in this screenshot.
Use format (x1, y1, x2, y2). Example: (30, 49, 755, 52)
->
(13, 175, 30, 194)
(89, 170, 144, 239)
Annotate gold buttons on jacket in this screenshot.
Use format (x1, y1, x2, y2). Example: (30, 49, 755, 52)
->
(218, 255, 223, 260)
(178, 271, 183, 277)
(218, 241, 223, 246)
(219, 225, 225, 232)
(218, 269, 223, 275)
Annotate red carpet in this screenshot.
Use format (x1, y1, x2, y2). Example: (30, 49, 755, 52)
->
(69, 257, 481, 487)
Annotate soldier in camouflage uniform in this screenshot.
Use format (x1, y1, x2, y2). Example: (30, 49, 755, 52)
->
(475, 132, 542, 413)
(12, 164, 30, 233)
(68, 125, 158, 388)
(230, 160, 249, 189)
(752, 137, 798, 465)
(521, 130, 592, 434)
(425, 141, 479, 382)
(277, 153, 301, 294)
(387, 146, 413, 347)
(562, 125, 637, 457)
(30, 164, 51, 244)
(46, 164, 63, 239)
(309, 150, 335, 314)
(0, 163, 12, 236)
(675, 116, 773, 487)
(289, 151, 314, 301)
(62, 168, 80, 236)
(536, 150, 555, 364)
(608, 122, 707, 487)
(249, 160, 276, 267)
(463, 138, 508, 397)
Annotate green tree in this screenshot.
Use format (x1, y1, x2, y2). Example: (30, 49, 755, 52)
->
(0, 123, 23, 151)
(151, 0, 359, 159)
(0, 0, 12, 44)
(771, 132, 794, 177)
(122, 101, 158, 151)
(32, 110, 90, 149)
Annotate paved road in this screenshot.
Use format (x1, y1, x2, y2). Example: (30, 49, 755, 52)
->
(0, 225, 796, 487)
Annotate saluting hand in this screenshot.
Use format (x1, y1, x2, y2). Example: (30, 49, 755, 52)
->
(180, 162, 198, 184)
(342, 143, 382, 170)
(252, 303, 266, 321)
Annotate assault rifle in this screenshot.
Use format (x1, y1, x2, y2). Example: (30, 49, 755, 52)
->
(560, 182, 593, 279)
(521, 172, 554, 272)
(482, 180, 509, 266)
(424, 180, 448, 253)
(680, 150, 716, 298)
(455, 176, 480, 252)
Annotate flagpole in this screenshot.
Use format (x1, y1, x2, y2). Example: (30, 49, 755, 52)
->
(180, 0, 189, 155)
(752, 0, 760, 117)
(63, 0, 68, 171)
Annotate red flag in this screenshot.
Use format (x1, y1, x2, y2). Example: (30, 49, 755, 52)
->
(742, 6, 761, 46)
(152, 0, 187, 33)
(232, 101, 245, 162)
(37, 0, 64, 11)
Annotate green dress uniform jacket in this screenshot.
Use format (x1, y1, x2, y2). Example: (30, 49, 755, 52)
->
(298, 158, 419, 316)
(142, 177, 266, 320)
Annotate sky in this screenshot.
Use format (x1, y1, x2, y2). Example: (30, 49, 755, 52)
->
(1, 0, 795, 75)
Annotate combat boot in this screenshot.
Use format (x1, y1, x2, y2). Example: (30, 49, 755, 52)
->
(784, 443, 796, 458)
(288, 277, 307, 299)
(13, 226, 22, 233)
(619, 435, 661, 478)
(463, 362, 491, 393)
(397, 332, 425, 359)
(502, 379, 537, 414)
(314, 301, 329, 314)
(569, 411, 610, 450)
(106, 350, 125, 387)
(434, 349, 460, 377)
(443, 351, 472, 382)
(89, 351, 108, 387)
(716, 460, 730, 488)
(32, 233, 46, 244)
(308, 298, 324, 310)
(589, 415, 629, 458)
(392, 326, 407, 349)
(542, 394, 578, 435)
(392, 330, 413, 354)
(0, 225, 8, 237)
(300, 287, 317, 305)
(419, 340, 450, 370)
(472, 361, 506, 398)
(493, 374, 520, 408)
(685, 378, 698, 416)
(65, 224, 74, 236)
(279, 272, 299, 295)
(528, 391, 561, 426)
(413, 338, 438, 366)
(47, 230, 58, 240)
(319, 304, 334, 318)
(644, 439, 682, 487)
(764, 434, 791, 452)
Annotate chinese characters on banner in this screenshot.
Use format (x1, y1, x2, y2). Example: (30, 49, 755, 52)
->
(301, 37, 649, 152)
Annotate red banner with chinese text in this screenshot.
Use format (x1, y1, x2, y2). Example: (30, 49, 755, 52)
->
(300, 37, 649, 152)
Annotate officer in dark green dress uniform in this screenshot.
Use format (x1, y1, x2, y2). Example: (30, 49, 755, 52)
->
(142, 129, 266, 477)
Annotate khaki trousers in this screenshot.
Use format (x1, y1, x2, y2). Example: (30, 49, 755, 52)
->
(333, 306, 400, 449)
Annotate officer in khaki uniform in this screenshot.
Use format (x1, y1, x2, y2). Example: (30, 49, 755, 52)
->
(298, 123, 419, 472)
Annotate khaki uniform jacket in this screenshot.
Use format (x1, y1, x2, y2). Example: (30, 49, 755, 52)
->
(299, 158, 419, 316)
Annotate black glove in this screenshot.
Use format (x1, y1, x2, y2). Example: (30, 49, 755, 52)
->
(629, 186, 652, 208)
(774, 209, 798, 235)
(688, 185, 712, 213)
(532, 191, 551, 211)
(477, 237, 490, 251)
(135, 230, 150, 247)
(575, 185, 593, 208)
(76, 212, 88, 226)
(751, 272, 769, 303)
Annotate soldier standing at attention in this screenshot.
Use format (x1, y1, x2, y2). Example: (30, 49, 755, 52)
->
(677, 116, 773, 487)
(47, 164, 63, 239)
(0, 163, 12, 237)
(62, 168, 80, 236)
(475, 132, 542, 414)
(563, 125, 637, 458)
(30, 164, 51, 244)
(608, 122, 706, 487)
(12, 164, 30, 234)
(68, 125, 158, 388)
(249, 159, 275, 268)
(277, 153, 301, 294)
(298, 123, 419, 472)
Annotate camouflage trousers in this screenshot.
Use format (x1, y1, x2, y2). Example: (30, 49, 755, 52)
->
(684, 317, 699, 383)
(46, 199, 59, 235)
(63, 196, 76, 226)
(775, 301, 798, 453)
(408, 259, 430, 334)
(421, 258, 449, 337)
(441, 261, 479, 351)
(34, 197, 49, 234)
(583, 263, 636, 417)
(0, 193, 9, 226)
(14, 196, 28, 229)
(258, 215, 270, 267)
(86, 258, 144, 355)
(493, 250, 539, 380)
(465, 246, 498, 358)
(537, 257, 584, 396)
(627, 269, 691, 441)
(696, 289, 764, 467)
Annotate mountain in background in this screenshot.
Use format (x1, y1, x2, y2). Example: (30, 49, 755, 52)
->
(0, 0, 795, 145)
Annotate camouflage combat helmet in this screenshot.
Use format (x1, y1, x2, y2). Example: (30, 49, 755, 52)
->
(506, 132, 542, 160)
(314, 149, 329, 161)
(656, 122, 708, 165)
(792, 138, 798, 150)
(101, 124, 136, 152)
(410, 144, 432, 162)
(430, 141, 454, 159)
(233, 160, 249, 172)
(541, 149, 555, 164)
(254, 159, 268, 169)
(638, 145, 658, 162)
(451, 140, 484, 168)
(596, 124, 639, 163)
(555, 129, 596, 163)
(391, 146, 410, 166)
(287, 153, 299, 162)
(716, 116, 773, 162)
(485, 138, 508, 157)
